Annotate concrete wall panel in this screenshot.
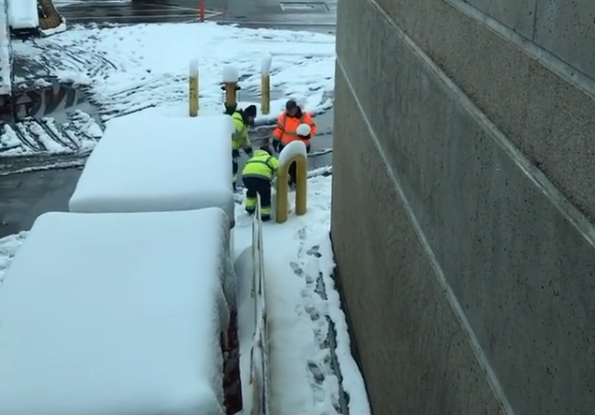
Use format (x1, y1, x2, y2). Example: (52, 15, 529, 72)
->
(334, 0, 595, 413)
(533, 0, 595, 79)
(464, 0, 537, 38)
(361, 0, 595, 223)
(332, 67, 507, 415)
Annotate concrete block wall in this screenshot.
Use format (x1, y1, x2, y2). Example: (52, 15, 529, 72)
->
(331, 0, 595, 414)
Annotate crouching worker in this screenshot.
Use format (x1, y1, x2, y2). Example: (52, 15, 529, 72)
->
(242, 146, 279, 221)
(231, 105, 257, 190)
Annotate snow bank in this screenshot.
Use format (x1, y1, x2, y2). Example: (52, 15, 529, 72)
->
(279, 140, 308, 166)
(0, 208, 232, 415)
(0, 0, 11, 95)
(233, 202, 270, 415)
(234, 247, 257, 412)
(7, 0, 38, 30)
(0, 231, 27, 284)
(69, 114, 235, 224)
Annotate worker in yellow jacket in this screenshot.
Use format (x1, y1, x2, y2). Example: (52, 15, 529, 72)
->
(241, 146, 279, 221)
(231, 105, 257, 189)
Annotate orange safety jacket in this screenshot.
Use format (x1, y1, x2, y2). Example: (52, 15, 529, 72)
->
(273, 111, 317, 145)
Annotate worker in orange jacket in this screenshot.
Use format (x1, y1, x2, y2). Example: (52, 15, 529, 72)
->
(272, 99, 317, 186)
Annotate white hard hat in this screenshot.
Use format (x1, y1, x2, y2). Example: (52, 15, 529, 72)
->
(296, 123, 311, 137)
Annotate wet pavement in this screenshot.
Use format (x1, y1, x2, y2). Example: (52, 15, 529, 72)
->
(57, 0, 227, 25)
(0, 0, 336, 236)
(0, 167, 82, 239)
(56, 0, 336, 33)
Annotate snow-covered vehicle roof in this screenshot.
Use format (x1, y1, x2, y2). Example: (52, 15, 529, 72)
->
(0, 208, 233, 415)
(68, 114, 235, 226)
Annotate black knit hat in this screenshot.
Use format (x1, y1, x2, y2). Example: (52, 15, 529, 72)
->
(244, 105, 257, 118)
(285, 99, 298, 111)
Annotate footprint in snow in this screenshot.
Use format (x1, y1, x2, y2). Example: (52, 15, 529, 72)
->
(289, 262, 304, 277)
(307, 245, 322, 258)
(307, 361, 326, 384)
(304, 303, 320, 321)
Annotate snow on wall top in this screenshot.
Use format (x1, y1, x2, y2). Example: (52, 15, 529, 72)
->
(68, 114, 235, 223)
(0, 209, 231, 415)
(0, 0, 12, 95)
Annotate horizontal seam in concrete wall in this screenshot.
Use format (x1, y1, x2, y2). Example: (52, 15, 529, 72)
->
(336, 57, 516, 415)
(444, 0, 595, 101)
(365, 0, 595, 249)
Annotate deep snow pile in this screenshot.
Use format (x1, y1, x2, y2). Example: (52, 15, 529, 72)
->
(4, 23, 335, 155)
(68, 114, 235, 221)
(0, 208, 232, 415)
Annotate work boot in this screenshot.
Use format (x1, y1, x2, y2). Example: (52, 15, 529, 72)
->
(261, 215, 271, 222)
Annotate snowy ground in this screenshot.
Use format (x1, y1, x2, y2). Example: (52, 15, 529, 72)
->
(3, 22, 335, 157)
(0, 172, 370, 415)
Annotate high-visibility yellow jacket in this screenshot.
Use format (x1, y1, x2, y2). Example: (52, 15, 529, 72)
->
(242, 150, 279, 181)
(231, 112, 251, 150)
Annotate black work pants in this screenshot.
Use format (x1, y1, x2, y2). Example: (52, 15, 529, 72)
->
(278, 143, 310, 185)
(232, 149, 241, 185)
(243, 177, 272, 219)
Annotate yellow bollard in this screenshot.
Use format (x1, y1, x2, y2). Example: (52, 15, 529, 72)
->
(222, 64, 240, 113)
(261, 75, 270, 115)
(224, 82, 239, 109)
(260, 54, 272, 115)
(189, 59, 199, 117)
(276, 150, 308, 223)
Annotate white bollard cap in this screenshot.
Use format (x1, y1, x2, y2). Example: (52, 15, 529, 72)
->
(261, 54, 273, 75)
(222, 65, 239, 83)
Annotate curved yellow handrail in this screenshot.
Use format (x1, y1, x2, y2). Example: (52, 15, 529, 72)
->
(275, 152, 307, 223)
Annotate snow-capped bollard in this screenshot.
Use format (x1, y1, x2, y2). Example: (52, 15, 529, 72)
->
(260, 54, 272, 115)
(222, 64, 240, 114)
(276, 141, 308, 223)
(189, 59, 199, 117)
